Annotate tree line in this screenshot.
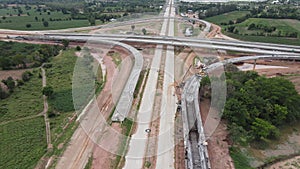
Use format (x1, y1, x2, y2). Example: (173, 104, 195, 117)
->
(0, 41, 62, 70)
(201, 68, 300, 144)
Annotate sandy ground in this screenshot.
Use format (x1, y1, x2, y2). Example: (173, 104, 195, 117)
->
(0, 68, 31, 80)
(91, 21, 162, 35)
(200, 98, 234, 169)
(86, 45, 131, 169)
(267, 156, 300, 169)
(206, 24, 237, 40)
(243, 60, 300, 93)
(0, 68, 32, 90)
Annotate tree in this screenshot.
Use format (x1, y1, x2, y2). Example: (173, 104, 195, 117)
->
(123, 12, 129, 17)
(227, 26, 235, 33)
(272, 104, 288, 125)
(62, 39, 69, 49)
(248, 23, 256, 30)
(22, 71, 32, 82)
(2, 77, 15, 92)
(251, 118, 279, 140)
(88, 14, 96, 26)
(0, 86, 8, 99)
(42, 86, 54, 97)
(43, 21, 49, 27)
(76, 46, 81, 51)
(131, 25, 135, 32)
(233, 29, 239, 34)
(26, 23, 31, 28)
(142, 28, 147, 35)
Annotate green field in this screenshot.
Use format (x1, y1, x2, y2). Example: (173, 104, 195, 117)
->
(205, 10, 300, 46)
(235, 18, 300, 36)
(45, 49, 79, 150)
(0, 6, 99, 30)
(46, 48, 104, 145)
(230, 147, 254, 169)
(0, 70, 43, 122)
(205, 11, 250, 25)
(0, 47, 85, 168)
(0, 117, 46, 169)
(46, 50, 77, 113)
(224, 18, 300, 46)
(225, 32, 300, 46)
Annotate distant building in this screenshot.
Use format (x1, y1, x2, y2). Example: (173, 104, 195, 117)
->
(180, 13, 185, 17)
(110, 18, 117, 22)
(185, 28, 193, 37)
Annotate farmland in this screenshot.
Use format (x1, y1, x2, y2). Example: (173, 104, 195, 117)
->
(206, 11, 300, 45)
(233, 18, 300, 37)
(0, 6, 98, 30)
(0, 117, 46, 169)
(205, 11, 250, 25)
(223, 18, 300, 46)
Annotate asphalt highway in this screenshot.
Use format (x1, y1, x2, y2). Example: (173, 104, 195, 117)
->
(156, 0, 177, 168)
(31, 35, 300, 55)
(122, 0, 171, 168)
(3, 5, 300, 169)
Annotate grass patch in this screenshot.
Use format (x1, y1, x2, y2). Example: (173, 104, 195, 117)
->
(206, 11, 300, 46)
(111, 118, 134, 169)
(136, 69, 150, 110)
(46, 49, 100, 113)
(222, 18, 300, 46)
(205, 11, 250, 25)
(122, 118, 133, 137)
(224, 32, 300, 46)
(0, 116, 47, 169)
(45, 48, 103, 142)
(84, 155, 93, 169)
(144, 161, 151, 168)
(230, 147, 254, 169)
(109, 52, 122, 66)
(46, 50, 77, 113)
(236, 18, 300, 36)
(133, 69, 147, 98)
(0, 6, 100, 30)
(0, 70, 43, 122)
(95, 63, 105, 96)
